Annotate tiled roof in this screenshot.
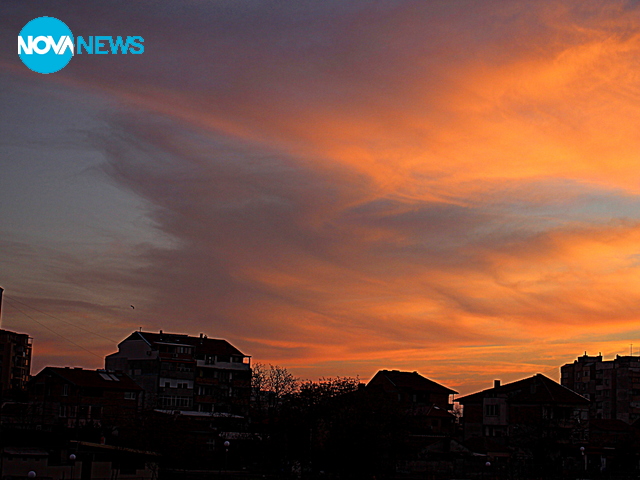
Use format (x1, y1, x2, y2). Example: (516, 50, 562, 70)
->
(127, 331, 246, 356)
(368, 370, 457, 395)
(40, 367, 141, 391)
(457, 373, 588, 405)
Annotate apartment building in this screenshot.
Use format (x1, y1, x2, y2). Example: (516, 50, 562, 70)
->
(0, 328, 32, 394)
(105, 330, 251, 416)
(561, 353, 640, 423)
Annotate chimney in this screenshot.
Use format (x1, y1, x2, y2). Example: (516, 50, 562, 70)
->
(494, 380, 501, 389)
(0, 286, 4, 327)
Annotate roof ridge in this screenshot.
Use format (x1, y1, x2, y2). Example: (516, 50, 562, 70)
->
(536, 374, 555, 400)
(383, 372, 397, 387)
(547, 373, 591, 403)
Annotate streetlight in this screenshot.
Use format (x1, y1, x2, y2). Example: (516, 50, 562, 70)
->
(69, 454, 77, 479)
(27, 472, 36, 478)
(224, 441, 230, 470)
(481, 460, 491, 479)
(580, 446, 587, 473)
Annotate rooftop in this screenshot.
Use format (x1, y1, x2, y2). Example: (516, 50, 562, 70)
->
(457, 373, 589, 405)
(368, 369, 458, 395)
(122, 331, 247, 357)
(35, 367, 142, 391)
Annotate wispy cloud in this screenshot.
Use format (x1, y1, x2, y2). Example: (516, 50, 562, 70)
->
(2, 0, 640, 392)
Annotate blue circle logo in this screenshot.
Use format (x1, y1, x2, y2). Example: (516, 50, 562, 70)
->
(18, 17, 74, 74)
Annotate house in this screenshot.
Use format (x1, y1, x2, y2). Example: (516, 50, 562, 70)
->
(366, 370, 458, 435)
(27, 367, 142, 430)
(105, 331, 251, 416)
(457, 374, 589, 442)
(367, 370, 457, 409)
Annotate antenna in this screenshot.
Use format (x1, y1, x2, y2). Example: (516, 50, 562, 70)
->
(0, 286, 4, 328)
(632, 344, 634, 356)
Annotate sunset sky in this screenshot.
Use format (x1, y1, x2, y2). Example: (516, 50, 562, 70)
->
(2, 0, 640, 395)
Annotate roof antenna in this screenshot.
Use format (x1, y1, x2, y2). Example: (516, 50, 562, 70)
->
(631, 344, 634, 356)
(0, 286, 4, 329)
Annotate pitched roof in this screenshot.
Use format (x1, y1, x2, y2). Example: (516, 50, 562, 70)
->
(124, 331, 246, 356)
(457, 373, 588, 405)
(37, 367, 141, 391)
(367, 370, 457, 395)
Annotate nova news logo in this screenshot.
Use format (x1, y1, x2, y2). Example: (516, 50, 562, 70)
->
(18, 16, 144, 74)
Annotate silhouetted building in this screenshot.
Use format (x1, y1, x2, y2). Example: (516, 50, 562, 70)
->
(561, 353, 640, 423)
(457, 373, 589, 442)
(0, 441, 159, 479)
(105, 331, 251, 416)
(0, 328, 32, 395)
(366, 369, 457, 435)
(28, 367, 142, 430)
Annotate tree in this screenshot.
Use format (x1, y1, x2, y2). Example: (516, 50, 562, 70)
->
(297, 376, 361, 408)
(251, 363, 299, 409)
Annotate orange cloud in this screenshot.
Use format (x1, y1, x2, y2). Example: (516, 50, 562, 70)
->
(3, 0, 640, 393)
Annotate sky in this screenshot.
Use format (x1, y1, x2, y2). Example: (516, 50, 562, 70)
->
(2, 0, 640, 395)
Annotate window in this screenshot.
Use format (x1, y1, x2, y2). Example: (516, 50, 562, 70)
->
(59, 405, 67, 417)
(62, 384, 69, 396)
(177, 363, 193, 372)
(485, 404, 500, 416)
(125, 391, 137, 400)
(198, 386, 212, 396)
(159, 396, 192, 408)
